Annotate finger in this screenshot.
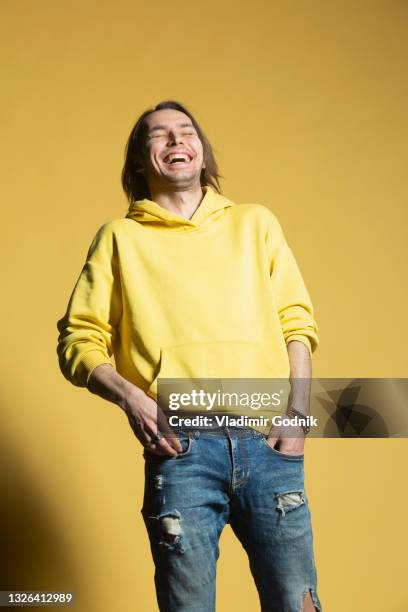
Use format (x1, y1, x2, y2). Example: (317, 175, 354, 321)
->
(145, 431, 182, 454)
(142, 403, 182, 453)
(143, 422, 180, 456)
(164, 431, 183, 452)
(147, 437, 178, 457)
(129, 419, 150, 445)
(156, 410, 182, 452)
(163, 434, 183, 453)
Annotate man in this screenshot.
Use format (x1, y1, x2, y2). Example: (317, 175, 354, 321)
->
(57, 100, 322, 611)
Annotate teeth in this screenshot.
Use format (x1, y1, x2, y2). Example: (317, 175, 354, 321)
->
(164, 153, 191, 163)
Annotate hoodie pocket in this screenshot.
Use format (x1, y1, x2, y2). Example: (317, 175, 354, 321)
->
(147, 340, 283, 399)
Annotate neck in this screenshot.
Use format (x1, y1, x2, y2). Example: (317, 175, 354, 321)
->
(149, 183, 205, 220)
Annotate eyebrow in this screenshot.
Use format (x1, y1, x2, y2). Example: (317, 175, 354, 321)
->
(147, 122, 195, 134)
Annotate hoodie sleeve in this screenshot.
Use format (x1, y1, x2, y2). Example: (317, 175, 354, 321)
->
(56, 222, 122, 388)
(265, 211, 319, 356)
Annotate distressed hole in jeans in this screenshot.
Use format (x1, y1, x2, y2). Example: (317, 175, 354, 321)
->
(276, 491, 305, 517)
(154, 475, 163, 490)
(301, 588, 321, 611)
(158, 514, 185, 554)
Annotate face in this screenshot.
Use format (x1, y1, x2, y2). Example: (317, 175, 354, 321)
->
(141, 109, 205, 193)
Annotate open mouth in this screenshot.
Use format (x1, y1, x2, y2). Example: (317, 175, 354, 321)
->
(163, 152, 193, 165)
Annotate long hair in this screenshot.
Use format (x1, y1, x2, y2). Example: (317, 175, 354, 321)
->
(121, 100, 222, 203)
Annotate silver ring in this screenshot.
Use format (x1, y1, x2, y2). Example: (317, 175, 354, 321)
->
(149, 432, 163, 445)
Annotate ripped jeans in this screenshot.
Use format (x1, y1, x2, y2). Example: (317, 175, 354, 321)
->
(141, 427, 322, 612)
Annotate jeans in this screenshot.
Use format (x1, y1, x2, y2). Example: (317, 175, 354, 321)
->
(141, 427, 322, 612)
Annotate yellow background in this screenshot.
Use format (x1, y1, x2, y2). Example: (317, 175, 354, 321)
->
(1, 1, 407, 610)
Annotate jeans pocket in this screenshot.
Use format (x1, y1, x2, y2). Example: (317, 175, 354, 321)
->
(260, 435, 304, 460)
(174, 433, 193, 458)
(143, 433, 193, 461)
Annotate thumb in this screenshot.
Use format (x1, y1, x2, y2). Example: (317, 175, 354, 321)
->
(266, 425, 282, 449)
(266, 435, 279, 449)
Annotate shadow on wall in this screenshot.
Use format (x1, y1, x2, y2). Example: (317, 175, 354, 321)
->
(0, 421, 82, 609)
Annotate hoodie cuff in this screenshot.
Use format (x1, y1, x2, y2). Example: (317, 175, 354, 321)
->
(78, 351, 114, 387)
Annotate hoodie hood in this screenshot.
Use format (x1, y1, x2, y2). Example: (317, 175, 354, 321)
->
(125, 185, 234, 231)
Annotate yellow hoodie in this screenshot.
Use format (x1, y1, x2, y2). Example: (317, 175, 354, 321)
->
(57, 186, 319, 409)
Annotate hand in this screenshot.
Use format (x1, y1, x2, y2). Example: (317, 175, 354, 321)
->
(266, 423, 305, 456)
(123, 387, 182, 457)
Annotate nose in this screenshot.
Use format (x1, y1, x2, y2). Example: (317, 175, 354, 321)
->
(167, 130, 183, 146)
